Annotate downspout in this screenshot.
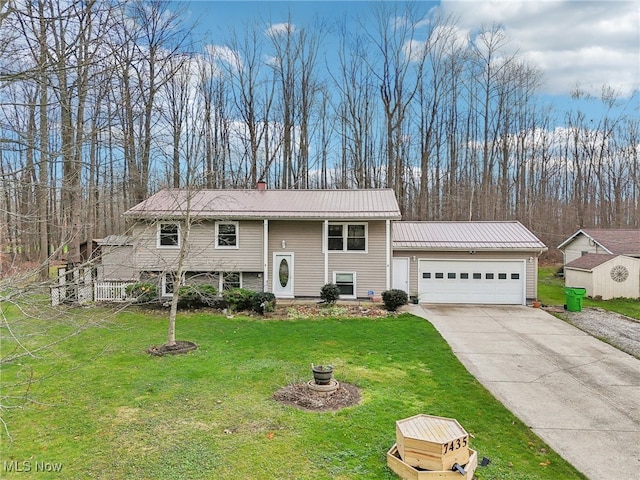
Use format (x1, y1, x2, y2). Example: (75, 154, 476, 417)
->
(324, 220, 329, 284)
(263, 219, 269, 292)
(386, 219, 391, 290)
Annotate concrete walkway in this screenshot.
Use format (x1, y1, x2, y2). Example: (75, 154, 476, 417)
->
(406, 304, 640, 480)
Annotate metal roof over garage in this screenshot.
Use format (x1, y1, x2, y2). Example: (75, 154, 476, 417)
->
(393, 221, 547, 251)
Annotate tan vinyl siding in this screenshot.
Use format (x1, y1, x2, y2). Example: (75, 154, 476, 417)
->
(328, 220, 388, 297)
(132, 220, 264, 272)
(268, 221, 324, 296)
(267, 220, 389, 297)
(395, 251, 538, 300)
(98, 245, 137, 281)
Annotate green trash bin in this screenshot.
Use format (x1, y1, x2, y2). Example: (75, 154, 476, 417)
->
(564, 287, 586, 312)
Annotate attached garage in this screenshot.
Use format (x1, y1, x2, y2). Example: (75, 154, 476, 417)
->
(392, 222, 547, 305)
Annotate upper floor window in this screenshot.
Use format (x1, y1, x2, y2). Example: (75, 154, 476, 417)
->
(158, 222, 180, 248)
(216, 221, 238, 249)
(327, 223, 367, 252)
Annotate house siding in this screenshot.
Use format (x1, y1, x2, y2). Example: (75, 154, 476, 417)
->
(268, 221, 324, 297)
(267, 220, 388, 298)
(132, 220, 264, 272)
(97, 245, 137, 281)
(394, 251, 538, 300)
(328, 220, 388, 298)
(563, 234, 609, 264)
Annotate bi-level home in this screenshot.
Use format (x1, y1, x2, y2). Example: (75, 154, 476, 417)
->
(118, 185, 547, 305)
(123, 185, 401, 299)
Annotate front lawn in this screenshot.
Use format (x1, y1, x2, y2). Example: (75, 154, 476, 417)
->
(538, 266, 640, 320)
(1, 305, 586, 479)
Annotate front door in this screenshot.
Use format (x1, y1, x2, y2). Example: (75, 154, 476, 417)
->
(392, 257, 409, 293)
(273, 253, 294, 298)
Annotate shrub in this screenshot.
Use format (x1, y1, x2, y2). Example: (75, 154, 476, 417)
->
(320, 283, 341, 304)
(177, 284, 218, 309)
(125, 282, 158, 303)
(381, 289, 408, 311)
(251, 292, 276, 315)
(222, 288, 255, 312)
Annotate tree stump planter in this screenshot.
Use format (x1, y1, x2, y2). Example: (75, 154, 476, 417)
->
(147, 340, 197, 356)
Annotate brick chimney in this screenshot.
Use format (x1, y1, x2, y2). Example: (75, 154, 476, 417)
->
(256, 180, 267, 190)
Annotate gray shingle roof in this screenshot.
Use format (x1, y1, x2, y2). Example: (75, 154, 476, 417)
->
(393, 221, 547, 251)
(565, 253, 617, 270)
(581, 229, 640, 255)
(124, 188, 402, 220)
(558, 229, 640, 255)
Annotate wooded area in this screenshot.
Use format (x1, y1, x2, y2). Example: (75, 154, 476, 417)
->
(1, 0, 638, 273)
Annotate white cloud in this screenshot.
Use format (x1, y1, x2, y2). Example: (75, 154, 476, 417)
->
(265, 22, 295, 38)
(205, 44, 244, 72)
(440, 0, 639, 97)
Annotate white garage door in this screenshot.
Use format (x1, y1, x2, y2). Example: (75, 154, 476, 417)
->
(418, 259, 525, 305)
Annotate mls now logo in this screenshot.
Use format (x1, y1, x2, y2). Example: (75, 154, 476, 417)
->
(3, 460, 63, 473)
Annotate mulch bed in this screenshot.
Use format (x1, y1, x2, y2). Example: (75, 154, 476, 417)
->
(269, 303, 391, 319)
(273, 382, 361, 411)
(147, 340, 198, 356)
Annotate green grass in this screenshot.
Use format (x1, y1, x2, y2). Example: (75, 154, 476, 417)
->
(538, 266, 640, 320)
(1, 305, 586, 479)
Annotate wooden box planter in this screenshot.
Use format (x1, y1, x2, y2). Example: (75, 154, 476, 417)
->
(387, 444, 478, 480)
(396, 414, 470, 471)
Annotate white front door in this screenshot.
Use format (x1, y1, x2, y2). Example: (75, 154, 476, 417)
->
(392, 257, 409, 293)
(273, 253, 294, 298)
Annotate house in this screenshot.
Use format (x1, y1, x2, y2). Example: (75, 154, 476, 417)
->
(558, 229, 640, 300)
(118, 187, 547, 305)
(392, 221, 547, 304)
(123, 187, 401, 299)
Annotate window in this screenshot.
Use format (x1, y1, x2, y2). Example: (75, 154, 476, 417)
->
(158, 223, 180, 248)
(473, 273, 482, 279)
(334, 272, 356, 298)
(216, 222, 238, 248)
(162, 272, 176, 297)
(460, 273, 469, 279)
(498, 273, 507, 280)
(511, 273, 520, 280)
(435, 272, 444, 279)
(423, 272, 431, 279)
(486, 273, 494, 279)
(448, 273, 456, 279)
(327, 223, 367, 252)
(222, 272, 241, 290)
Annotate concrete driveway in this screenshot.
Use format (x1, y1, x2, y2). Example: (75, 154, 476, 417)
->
(406, 304, 640, 480)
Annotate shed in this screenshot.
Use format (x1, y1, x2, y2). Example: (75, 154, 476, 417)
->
(564, 254, 640, 300)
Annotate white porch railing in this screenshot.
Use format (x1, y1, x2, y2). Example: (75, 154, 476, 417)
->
(94, 282, 135, 302)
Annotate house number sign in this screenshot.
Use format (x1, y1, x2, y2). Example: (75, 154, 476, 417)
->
(442, 436, 468, 454)
(610, 265, 629, 282)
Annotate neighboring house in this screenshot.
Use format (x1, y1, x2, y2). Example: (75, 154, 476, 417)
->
(117, 187, 547, 305)
(392, 221, 547, 304)
(558, 229, 640, 300)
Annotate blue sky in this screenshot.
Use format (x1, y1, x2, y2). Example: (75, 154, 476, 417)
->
(180, 0, 639, 118)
